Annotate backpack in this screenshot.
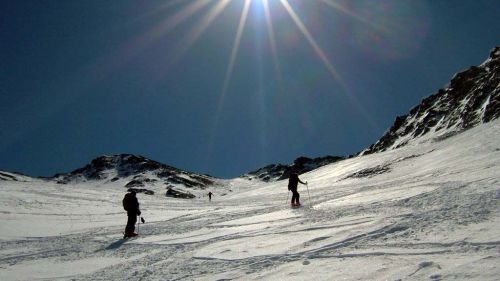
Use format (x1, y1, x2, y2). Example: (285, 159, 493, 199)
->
(122, 193, 134, 211)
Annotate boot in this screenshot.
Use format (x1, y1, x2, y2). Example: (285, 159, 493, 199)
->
(124, 231, 138, 238)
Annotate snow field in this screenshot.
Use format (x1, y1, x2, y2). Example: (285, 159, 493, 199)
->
(0, 120, 499, 280)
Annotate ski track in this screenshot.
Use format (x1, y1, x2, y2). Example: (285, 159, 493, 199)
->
(1, 121, 500, 280)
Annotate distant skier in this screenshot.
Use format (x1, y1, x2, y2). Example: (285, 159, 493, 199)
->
(122, 190, 141, 238)
(208, 191, 213, 201)
(288, 172, 307, 207)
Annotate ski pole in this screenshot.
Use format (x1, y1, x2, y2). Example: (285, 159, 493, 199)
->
(137, 215, 140, 235)
(306, 182, 312, 208)
(285, 190, 290, 205)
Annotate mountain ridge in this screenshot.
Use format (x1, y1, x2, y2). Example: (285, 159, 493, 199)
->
(361, 46, 500, 155)
(50, 154, 218, 191)
(2, 47, 499, 185)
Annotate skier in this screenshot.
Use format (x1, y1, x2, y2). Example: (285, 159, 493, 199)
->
(288, 172, 307, 207)
(122, 190, 141, 238)
(208, 191, 213, 201)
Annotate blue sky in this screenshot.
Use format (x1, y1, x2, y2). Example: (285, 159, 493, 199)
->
(1, 0, 499, 178)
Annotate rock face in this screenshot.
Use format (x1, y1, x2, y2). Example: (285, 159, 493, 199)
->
(52, 154, 216, 189)
(244, 155, 343, 182)
(362, 47, 500, 155)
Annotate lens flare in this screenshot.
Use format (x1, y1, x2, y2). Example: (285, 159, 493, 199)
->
(339, 0, 430, 60)
(167, 0, 232, 67)
(279, 0, 344, 86)
(87, 0, 212, 81)
(220, 0, 252, 103)
(262, 0, 285, 94)
(279, 0, 380, 132)
(88, 0, 410, 148)
(204, 0, 252, 168)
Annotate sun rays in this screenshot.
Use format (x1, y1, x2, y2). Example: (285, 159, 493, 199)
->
(92, 0, 427, 110)
(262, 0, 284, 93)
(220, 0, 252, 107)
(94, 0, 385, 96)
(213, 0, 351, 119)
(93, 0, 396, 159)
(127, 0, 379, 163)
(279, 0, 344, 86)
(107, 0, 358, 93)
(168, 0, 232, 67)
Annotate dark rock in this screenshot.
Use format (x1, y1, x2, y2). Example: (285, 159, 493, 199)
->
(344, 165, 391, 179)
(165, 188, 195, 199)
(125, 180, 144, 188)
(0, 172, 18, 181)
(127, 188, 154, 195)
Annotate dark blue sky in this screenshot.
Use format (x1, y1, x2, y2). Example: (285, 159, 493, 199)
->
(1, 0, 499, 178)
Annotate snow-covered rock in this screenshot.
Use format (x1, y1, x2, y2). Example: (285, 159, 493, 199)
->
(0, 171, 32, 182)
(51, 154, 218, 191)
(362, 46, 500, 155)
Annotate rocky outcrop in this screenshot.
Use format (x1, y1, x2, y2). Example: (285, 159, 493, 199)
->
(165, 187, 195, 199)
(362, 47, 500, 155)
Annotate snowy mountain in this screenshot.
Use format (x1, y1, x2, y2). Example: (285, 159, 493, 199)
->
(246, 48, 499, 182)
(50, 154, 219, 195)
(362, 47, 500, 155)
(1, 48, 500, 280)
(243, 155, 343, 182)
(1, 120, 498, 280)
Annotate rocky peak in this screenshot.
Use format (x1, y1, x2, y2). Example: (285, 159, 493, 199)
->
(362, 47, 500, 155)
(52, 154, 216, 189)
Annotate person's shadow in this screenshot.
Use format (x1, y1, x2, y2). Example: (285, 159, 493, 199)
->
(105, 239, 127, 250)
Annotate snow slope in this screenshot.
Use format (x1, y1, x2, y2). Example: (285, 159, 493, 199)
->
(1, 119, 498, 280)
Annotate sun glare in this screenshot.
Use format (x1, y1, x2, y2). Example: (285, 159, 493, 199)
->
(96, 0, 389, 133)
(90, 0, 400, 162)
(103, 0, 357, 89)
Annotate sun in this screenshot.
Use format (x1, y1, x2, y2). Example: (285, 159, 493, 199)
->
(102, 0, 376, 127)
(91, 0, 388, 161)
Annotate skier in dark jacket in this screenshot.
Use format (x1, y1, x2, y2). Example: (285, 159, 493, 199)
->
(208, 191, 214, 201)
(288, 172, 307, 207)
(123, 190, 141, 238)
